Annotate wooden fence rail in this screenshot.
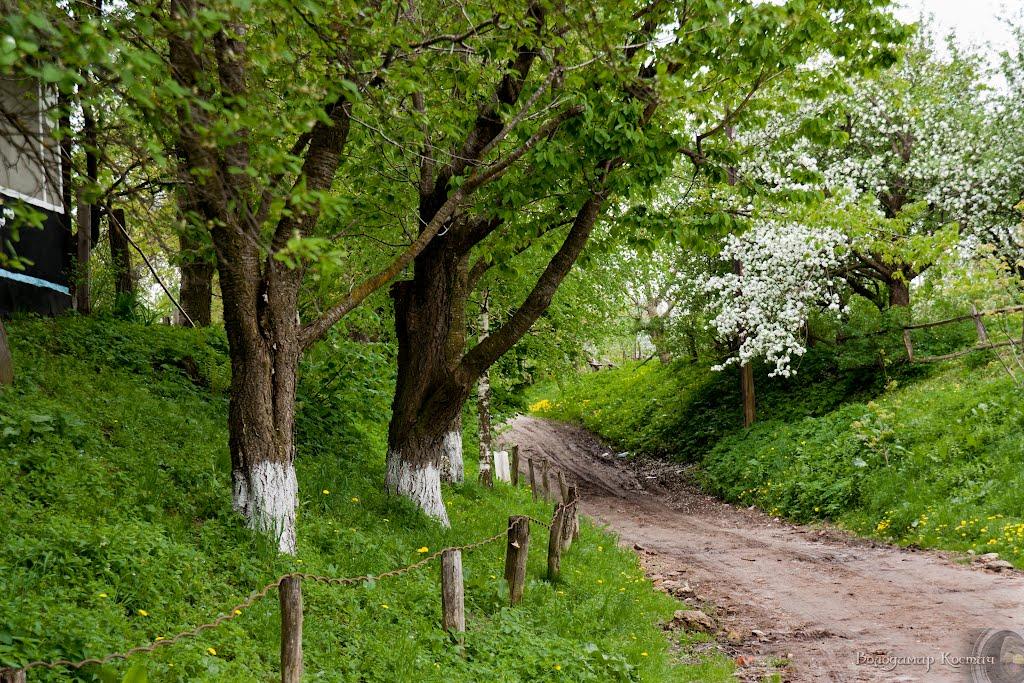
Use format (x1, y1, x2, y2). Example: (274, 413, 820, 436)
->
(904, 304, 1024, 363)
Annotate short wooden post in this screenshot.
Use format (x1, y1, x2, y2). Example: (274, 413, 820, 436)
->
(547, 505, 566, 581)
(972, 304, 989, 343)
(541, 458, 550, 499)
(902, 328, 914, 363)
(0, 319, 13, 386)
(440, 548, 465, 634)
(528, 458, 538, 501)
(0, 668, 26, 683)
(557, 471, 569, 503)
(504, 515, 530, 605)
(510, 445, 520, 486)
(280, 576, 303, 683)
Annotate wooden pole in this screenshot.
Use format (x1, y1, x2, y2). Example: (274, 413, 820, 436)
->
(0, 319, 12, 386)
(0, 668, 26, 683)
(510, 445, 520, 486)
(557, 471, 569, 503)
(504, 515, 530, 606)
(528, 458, 538, 501)
(280, 576, 303, 683)
(541, 458, 550, 499)
(547, 505, 566, 581)
(740, 362, 755, 428)
(440, 549, 466, 634)
(75, 193, 91, 314)
(902, 328, 914, 363)
(972, 304, 989, 343)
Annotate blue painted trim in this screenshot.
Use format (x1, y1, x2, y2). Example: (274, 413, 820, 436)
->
(0, 267, 70, 295)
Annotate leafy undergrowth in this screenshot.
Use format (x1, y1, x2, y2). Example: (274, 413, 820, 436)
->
(532, 351, 1024, 567)
(0, 316, 731, 682)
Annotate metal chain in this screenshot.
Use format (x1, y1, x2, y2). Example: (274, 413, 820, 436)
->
(4, 523, 515, 674)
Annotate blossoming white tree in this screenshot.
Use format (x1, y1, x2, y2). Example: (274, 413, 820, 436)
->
(704, 220, 847, 378)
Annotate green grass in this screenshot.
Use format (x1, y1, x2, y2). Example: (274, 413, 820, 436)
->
(0, 316, 732, 682)
(531, 349, 1024, 567)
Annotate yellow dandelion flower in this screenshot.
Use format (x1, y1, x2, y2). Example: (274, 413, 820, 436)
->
(98, 593, 108, 599)
(322, 489, 330, 495)
(138, 609, 149, 617)
(351, 497, 359, 502)
(417, 546, 429, 553)
(381, 604, 389, 609)
(207, 647, 217, 656)
(233, 609, 242, 615)
(554, 664, 562, 671)
(641, 651, 649, 657)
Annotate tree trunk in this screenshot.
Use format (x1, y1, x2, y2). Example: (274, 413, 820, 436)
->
(888, 277, 910, 308)
(217, 229, 303, 554)
(75, 193, 91, 315)
(440, 414, 464, 484)
(476, 290, 493, 488)
(176, 230, 214, 327)
(740, 362, 755, 428)
(108, 208, 134, 315)
(385, 246, 470, 524)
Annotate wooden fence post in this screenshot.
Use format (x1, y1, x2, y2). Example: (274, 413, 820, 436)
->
(902, 328, 914, 363)
(280, 576, 303, 683)
(971, 304, 989, 343)
(510, 445, 520, 486)
(504, 515, 530, 605)
(441, 549, 465, 634)
(0, 668, 26, 683)
(541, 459, 550, 499)
(528, 458, 538, 501)
(557, 471, 569, 503)
(547, 505, 566, 581)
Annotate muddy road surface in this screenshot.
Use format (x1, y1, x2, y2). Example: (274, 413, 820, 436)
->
(499, 415, 1024, 682)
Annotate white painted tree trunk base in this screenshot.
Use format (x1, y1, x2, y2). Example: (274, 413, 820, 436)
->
(440, 430, 464, 483)
(386, 448, 450, 526)
(244, 460, 298, 554)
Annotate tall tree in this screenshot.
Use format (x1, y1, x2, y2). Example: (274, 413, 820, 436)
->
(5, 0, 625, 550)
(383, 0, 905, 521)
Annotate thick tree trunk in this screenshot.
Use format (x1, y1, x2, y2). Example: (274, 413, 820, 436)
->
(176, 231, 214, 327)
(888, 277, 910, 308)
(386, 246, 470, 523)
(217, 227, 303, 553)
(108, 208, 134, 315)
(227, 344, 299, 553)
(440, 414, 464, 484)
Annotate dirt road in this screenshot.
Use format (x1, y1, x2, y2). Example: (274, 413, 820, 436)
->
(499, 415, 1024, 682)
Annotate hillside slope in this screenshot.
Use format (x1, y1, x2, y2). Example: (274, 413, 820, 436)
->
(0, 317, 730, 682)
(534, 352, 1024, 567)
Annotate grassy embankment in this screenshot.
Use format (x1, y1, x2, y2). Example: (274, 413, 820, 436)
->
(0, 316, 733, 682)
(531, 343, 1024, 567)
